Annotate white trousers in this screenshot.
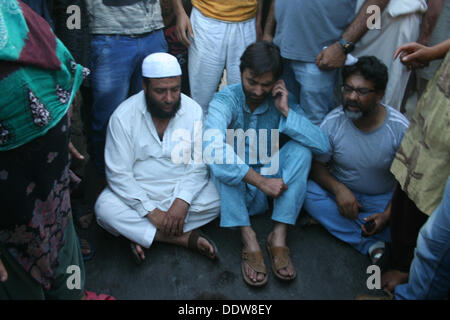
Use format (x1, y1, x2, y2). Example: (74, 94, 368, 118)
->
(188, 7, 256, 113)
(352, 11, 421, 110)
(95, 179, 221, 248)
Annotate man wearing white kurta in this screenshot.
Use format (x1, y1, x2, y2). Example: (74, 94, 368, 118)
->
(95, 53, 220, 263)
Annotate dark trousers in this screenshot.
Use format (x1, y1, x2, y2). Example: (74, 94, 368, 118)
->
(389, 184, 429, 272)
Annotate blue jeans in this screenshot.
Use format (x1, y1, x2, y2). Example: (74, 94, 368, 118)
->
(304, 180, 392, 255)
(89, 31, 168, 175)
(282, 59, 338, 125)
(395, 177, 450, 300)
(213, 140, 312, 228)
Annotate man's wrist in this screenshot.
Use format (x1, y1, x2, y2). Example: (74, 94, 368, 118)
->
(337, 38, 354, 54)
(172, 0, 185, 16)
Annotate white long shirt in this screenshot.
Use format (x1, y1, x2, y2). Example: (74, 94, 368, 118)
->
(105, 91, 217, 218)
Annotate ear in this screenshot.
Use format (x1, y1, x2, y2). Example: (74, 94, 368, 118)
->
(142, 79, 147, 94)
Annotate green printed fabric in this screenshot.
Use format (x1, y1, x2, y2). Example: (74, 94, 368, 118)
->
(0, 0, 88, 151)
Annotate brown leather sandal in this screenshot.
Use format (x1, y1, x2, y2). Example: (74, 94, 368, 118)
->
(187, 230, 218, 260)
(266, 242, 296, 281)
(241, 249, 268, 287)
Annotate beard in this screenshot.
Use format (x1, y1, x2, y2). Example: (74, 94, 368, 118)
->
(242, 84, 271, 106)
(145, 92, 181, 119)
(343, 99, 376, 121)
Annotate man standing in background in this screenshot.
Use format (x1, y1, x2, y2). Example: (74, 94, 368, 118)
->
(172, 0, 263, 114)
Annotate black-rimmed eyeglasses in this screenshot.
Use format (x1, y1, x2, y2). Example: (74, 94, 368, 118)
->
(341, 84, 375, 97)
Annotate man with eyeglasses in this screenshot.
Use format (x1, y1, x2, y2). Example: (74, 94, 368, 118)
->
(303, 56, 410, 265)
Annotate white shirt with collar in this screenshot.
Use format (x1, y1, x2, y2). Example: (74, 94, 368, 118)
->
(104, 90, 220, 219)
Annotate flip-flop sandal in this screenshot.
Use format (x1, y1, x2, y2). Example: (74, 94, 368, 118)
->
(84, 290, 116, 300)
(187, 230, 218, 260)
(78, 238, 96, 261)
(266, 241, 296, 281)
(130, 242, 145, 265)
(241, 249, 268, 287)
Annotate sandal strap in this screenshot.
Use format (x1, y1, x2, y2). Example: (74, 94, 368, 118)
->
(268, 246, 290, 270)
(242, 250, 267, 274)
(188, 230, 200, 250)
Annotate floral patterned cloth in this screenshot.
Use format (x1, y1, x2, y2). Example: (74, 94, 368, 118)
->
(0, 1, 87, 151)
(0, 1, 86, 290)
(0, 114, 72, 290)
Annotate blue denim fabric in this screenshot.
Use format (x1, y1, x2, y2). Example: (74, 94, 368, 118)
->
(89, 31, 168, 175)
(304, 180, 392, 254)
(213, 140, 312, 227)
(395, 177, 450, 300)
(283, 59, 338, 125)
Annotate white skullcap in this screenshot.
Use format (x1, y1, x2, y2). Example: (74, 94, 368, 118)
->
(142, 52, 182, 78)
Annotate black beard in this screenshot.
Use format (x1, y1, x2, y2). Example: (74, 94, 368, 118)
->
(145, 93, 181, 119)
(242, 85, 270, 106)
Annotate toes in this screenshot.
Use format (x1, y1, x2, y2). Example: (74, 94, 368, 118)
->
(198, 237, 215, 259)
(256, 272, 265, 282)
(135, 244, 145, 260)
(245, 263, 256, 281)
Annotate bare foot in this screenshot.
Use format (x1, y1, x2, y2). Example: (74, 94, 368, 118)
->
(381, 269, 409, 292)
(131, 242, 145, 262)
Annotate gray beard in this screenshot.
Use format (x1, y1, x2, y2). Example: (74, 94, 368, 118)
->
(344, 108, 363, 120)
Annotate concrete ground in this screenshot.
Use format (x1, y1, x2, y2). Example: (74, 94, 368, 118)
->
(73, 166, 387, 301)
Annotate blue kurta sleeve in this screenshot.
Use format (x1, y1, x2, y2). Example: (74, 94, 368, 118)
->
(278, 103, 331, 155)
(203, 89, 250, 186)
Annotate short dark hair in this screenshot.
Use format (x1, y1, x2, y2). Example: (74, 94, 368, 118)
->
(342, 56, 388, 92)
(240, 41, 283, 79)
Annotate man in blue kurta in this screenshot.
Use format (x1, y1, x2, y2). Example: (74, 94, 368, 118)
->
(203, 41, 330, 287)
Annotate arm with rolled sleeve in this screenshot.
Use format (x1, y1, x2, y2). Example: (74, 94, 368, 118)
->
(105, 114, 157, 217)
(203, 91, 250, 186)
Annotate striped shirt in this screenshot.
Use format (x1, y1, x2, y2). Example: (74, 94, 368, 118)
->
(316, 104, 409, 195)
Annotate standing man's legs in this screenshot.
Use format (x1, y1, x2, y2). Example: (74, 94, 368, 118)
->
(283, 59, 338, 125)
(188, 8, 227, 113)
(395, 177, 450, 300)
(225, 17, 257, 86)
(188, 8, 256, 113)
(382, 185, 429, 292)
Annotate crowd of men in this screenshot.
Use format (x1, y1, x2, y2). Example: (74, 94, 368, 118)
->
(0, 0, 449, 300)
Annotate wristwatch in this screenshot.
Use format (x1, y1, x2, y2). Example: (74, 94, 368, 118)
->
(338, 38, 355, 54)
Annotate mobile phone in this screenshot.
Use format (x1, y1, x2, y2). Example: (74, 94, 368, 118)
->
(364, 220, 376, 233)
